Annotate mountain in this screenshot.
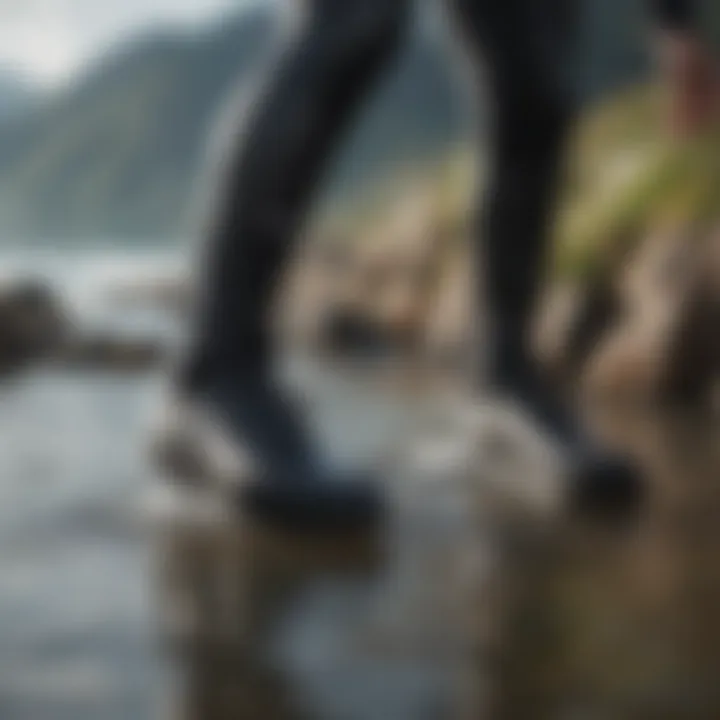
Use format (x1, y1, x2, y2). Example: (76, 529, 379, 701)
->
(0, 11, 276, 241)
(0, 8, 462, 242)
(0, 3, 708, 242)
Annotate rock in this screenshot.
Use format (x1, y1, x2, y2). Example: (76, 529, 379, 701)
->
(533, 223, 720, 406)
(0, 279, 66, 374)
(660, 230, 720, 405)
(292, 189, 450, 358)
(424, 251, 473, 365)
(318, 306, 393, 356)
(311, 240, 418, 355)
(583, 228, 720, 405)
(371, 276, 427, 352)
(59, 334, 167, 372)
(534, 278, 620, 385)
(281, 241, 370, 351)
(363, 203, 447, 354)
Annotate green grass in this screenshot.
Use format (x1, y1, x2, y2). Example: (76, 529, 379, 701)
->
(552, 84, 720, 281)
(323, 83, 720, 286)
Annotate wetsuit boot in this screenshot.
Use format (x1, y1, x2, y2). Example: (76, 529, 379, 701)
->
(171, 1, 410, 531)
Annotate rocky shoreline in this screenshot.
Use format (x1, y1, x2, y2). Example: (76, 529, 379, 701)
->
(3, 85, 720, 406)
(3, 216, 719, 407)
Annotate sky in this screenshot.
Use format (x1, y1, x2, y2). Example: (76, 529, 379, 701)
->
(0, 0, 260, 86)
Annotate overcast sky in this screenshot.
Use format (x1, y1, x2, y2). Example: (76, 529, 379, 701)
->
(0, 0, 262, 86)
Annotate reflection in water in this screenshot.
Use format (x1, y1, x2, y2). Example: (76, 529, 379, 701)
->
(495, 409, 720, 720)
(153, 407, 720, 720)
(157, 507, 386, 720)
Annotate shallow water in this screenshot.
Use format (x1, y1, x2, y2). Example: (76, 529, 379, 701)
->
(2, 360, 720, 719)
(0, 362, 435, 720)
(0, 370, 163, 720)
(1, 250, 720, 719)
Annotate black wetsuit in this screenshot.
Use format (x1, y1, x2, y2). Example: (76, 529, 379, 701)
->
(177, 0, 697, 526)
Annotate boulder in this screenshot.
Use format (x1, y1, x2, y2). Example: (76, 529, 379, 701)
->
(279, 242, 353, 348)
(295, 188, 450, 358)
(313, 238, 432, 356)
(583, 228, 720, 405)
(0, 279, 66, 374)
(59, 334, 167, 372)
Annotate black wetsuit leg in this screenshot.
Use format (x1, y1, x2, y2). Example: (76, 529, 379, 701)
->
(451, 0, 643, 518)
(450, 0, 579, 438)
(182, 1, 410, 388)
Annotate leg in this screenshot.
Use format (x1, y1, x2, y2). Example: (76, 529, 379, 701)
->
(452, 0, 578, 435)
(170, 0, 410, 529)
(185, 0, 410, 385)
(450, 0, 643, 519)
